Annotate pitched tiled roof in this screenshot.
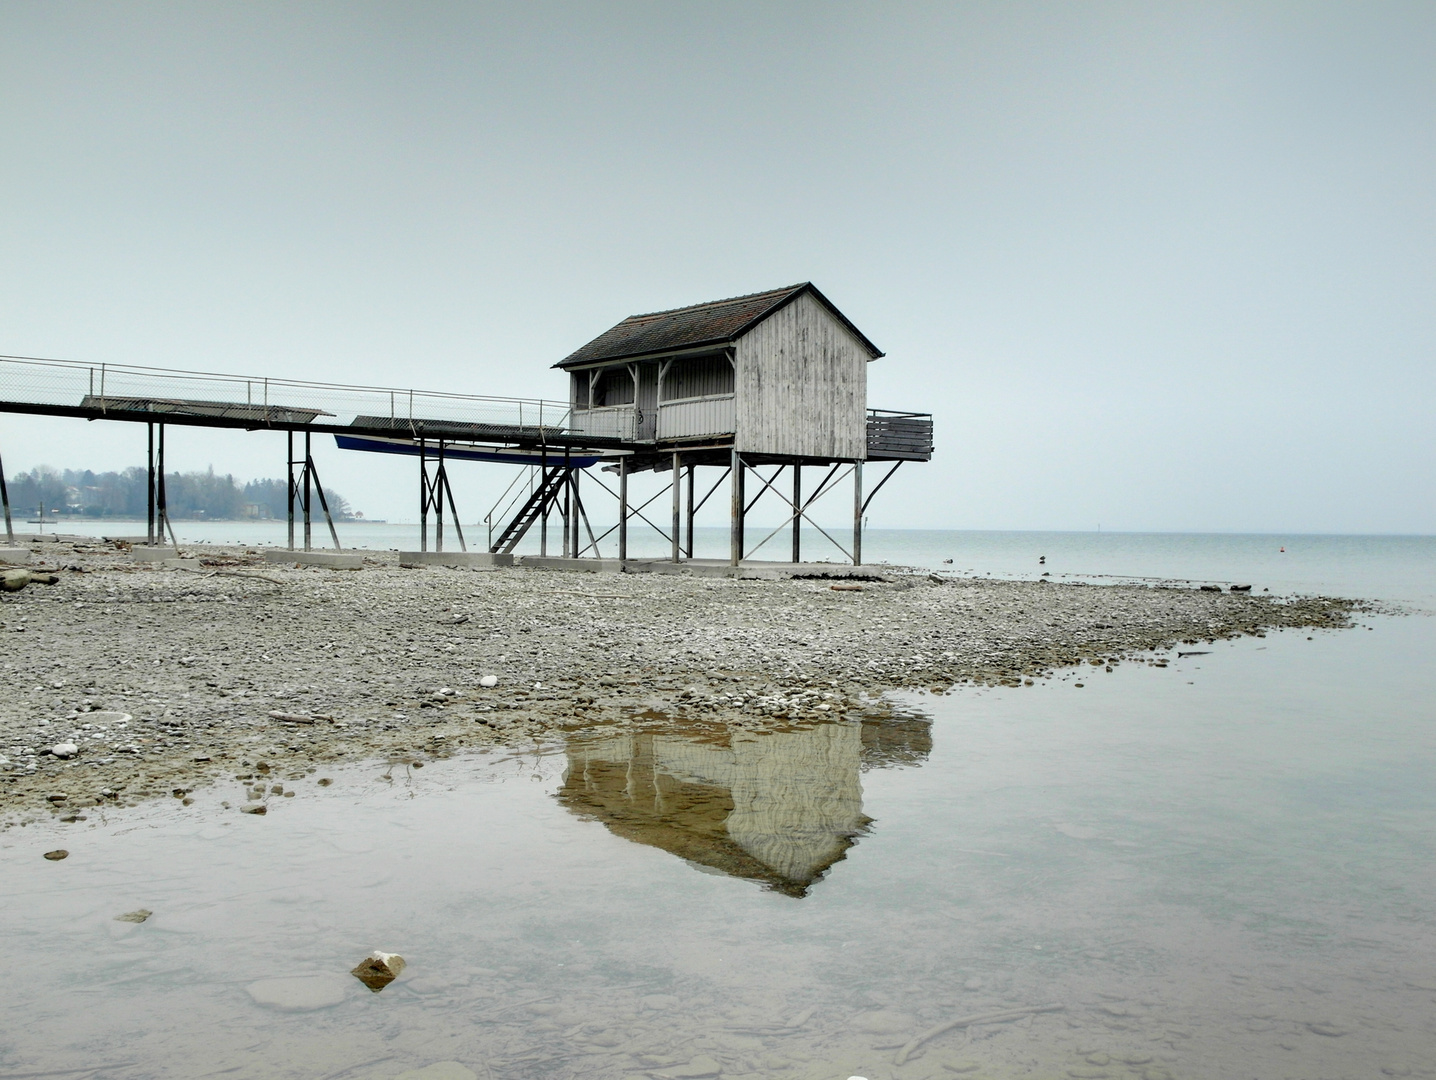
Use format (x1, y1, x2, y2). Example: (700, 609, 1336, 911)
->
(555, 283, 883, 368)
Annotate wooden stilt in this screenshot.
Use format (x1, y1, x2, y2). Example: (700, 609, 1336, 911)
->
(0, 442, 12, 545)
(419, 439, 428, 553)
(148, 423, 157, 547)
(156, 424, 170, 547)
(671, 452, 681, 562)
(570, 467, 580, 557)
(685, 463, 694, 559)
(302, 430, 312, 552)
(852, 459, 863, 566)
(730, 448, 743, 566)
(618, 456, 628, 561)
(540, 448, 549, 556)
(791, 464, 801, 564)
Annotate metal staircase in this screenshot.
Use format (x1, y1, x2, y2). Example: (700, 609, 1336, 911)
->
(489, 466, 568, 554)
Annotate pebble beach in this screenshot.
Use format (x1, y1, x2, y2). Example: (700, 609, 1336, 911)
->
(0, 538, 1357, 826)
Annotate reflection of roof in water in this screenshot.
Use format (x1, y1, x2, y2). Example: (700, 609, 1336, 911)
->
(558, 717, 930, 897)
(860, 713, 933, 771)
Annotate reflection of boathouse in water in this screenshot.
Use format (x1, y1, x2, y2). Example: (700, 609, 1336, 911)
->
(557, 718, 932, 897)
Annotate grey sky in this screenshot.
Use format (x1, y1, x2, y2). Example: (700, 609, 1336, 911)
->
(2, 2, 1432, 533)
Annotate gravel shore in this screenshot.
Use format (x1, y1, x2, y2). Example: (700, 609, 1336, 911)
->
(0, 539, 1356, 826)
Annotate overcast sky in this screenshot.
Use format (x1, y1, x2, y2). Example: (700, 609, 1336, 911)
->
(1, 2, 1432, 533)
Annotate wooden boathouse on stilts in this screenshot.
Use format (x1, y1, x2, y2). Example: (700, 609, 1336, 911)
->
(550, 282, 933, 569)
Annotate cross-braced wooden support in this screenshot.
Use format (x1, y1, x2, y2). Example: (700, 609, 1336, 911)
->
(419, 440, 466, 554)
(146, 422, 176, 548)
(287, 430, 341, 552)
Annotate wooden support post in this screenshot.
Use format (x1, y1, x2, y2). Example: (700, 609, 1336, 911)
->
(156, 423, 170, 547)
(302, 430, 312, 552)
(729, 448, 743, 566)
(671, 452, 681, 562)
(148, 423, 157, 546)
(791, 464, 801, 564)
(562, 449, 571, 558)
(685, 463, 695, 559)
(570, 467, 581, 558)
(435, 442, 445, 554)
(285, 431, 295, 550)
(418, 439, 428, 553)
(0, 442, 12, 545)
(853, 460, 863, 566)
(618, 456, 628, 561)
(540, 449, 549, 556)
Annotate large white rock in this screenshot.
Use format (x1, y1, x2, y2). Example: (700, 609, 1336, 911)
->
(478, 675, 499, 688)
(246, 974, 350, 1011)
(50, 742, 79, 759)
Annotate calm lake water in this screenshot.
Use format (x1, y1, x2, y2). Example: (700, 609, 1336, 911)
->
(2, 535, 1434, 1079)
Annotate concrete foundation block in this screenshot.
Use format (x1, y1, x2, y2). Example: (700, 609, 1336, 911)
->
(263, 549, 365, 570)
(0, 547, 32, 565)
(398, 551, 513, 569)
(517, 556, 624, 573)
(132, 546, 180, 562)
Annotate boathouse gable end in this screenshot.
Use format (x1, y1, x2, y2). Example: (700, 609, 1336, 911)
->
(733, 289, 869, 460)
(558, 283, 882, 455)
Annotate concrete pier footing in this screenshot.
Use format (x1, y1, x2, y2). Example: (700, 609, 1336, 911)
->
(263, 549, 365, 570)
(398, 551, 513, 569)
(0, 547, 32, 564)
(517, 556, 625, 573)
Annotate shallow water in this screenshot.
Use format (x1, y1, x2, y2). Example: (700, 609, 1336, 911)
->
(4, 607, 1434, 1079)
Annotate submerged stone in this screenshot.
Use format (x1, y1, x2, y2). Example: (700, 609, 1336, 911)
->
(246, 974, 349, 1011)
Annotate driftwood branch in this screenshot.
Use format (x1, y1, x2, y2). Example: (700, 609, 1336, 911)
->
(894, 1003, 1065, 1064)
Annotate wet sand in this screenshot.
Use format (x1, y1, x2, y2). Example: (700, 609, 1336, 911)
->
(0, 539, 1355, 825)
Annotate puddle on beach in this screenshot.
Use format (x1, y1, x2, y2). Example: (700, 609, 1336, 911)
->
(4, 617, 1436, 1080)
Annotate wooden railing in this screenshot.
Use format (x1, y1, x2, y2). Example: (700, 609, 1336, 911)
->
(867, 409, 934, 460)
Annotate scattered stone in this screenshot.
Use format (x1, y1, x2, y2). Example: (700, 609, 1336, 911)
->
(1306, 1021, 1350, 1037)
(479, 675, 499, 688)
(50, 743, 79, 759)
(43, 849, 68, 860)
(351, 950, 406, 991)
(115, 909, 153, 923)
(240, 804, 267, 815)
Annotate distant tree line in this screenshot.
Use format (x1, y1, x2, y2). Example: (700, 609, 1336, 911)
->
(4, 466, 355, 520)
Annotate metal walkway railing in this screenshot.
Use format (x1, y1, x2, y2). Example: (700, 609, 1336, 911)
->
(0, 353, 643, 443)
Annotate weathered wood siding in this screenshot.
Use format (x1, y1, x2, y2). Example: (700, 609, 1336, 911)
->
(657, 395, 736, 440)
(734, 291, 869, 459)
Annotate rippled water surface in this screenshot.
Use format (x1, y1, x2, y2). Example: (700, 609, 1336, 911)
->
(5, 618, 1436, 1078)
